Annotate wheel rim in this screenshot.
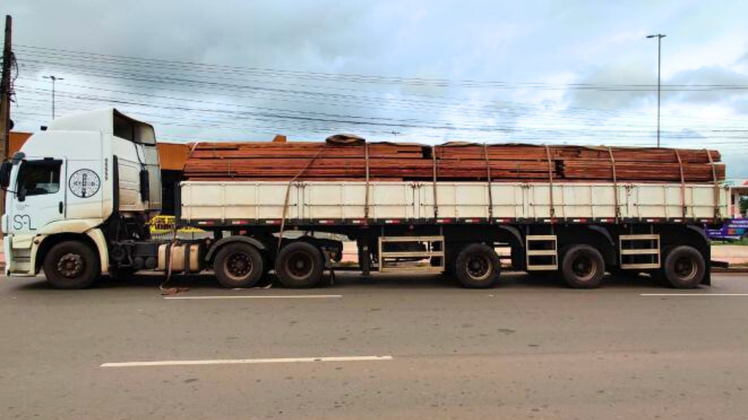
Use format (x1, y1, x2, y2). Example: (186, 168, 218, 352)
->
(224, 252, 253, 280)
(57, 253, 84, 279)
(572, 254, 596, 282)
(466, 254, 491, 281)
(285, 251, 314, 280)
(673, 256, 697, 281)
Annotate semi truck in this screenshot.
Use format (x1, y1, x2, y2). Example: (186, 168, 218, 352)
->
(0, 108, 728, 290)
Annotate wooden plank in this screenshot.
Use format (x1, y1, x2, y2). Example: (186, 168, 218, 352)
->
(182, 141, 724, 184)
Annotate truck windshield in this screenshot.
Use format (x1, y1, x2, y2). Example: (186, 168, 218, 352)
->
(16, 160, 62, 200)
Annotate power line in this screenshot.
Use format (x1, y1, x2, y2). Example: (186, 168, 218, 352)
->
(16, 62, 748, 132)
(11, 44, 748, 149)
(14, 93, 748, 146)
(15, 49, 748, 127)
(15, 44, 748, 91)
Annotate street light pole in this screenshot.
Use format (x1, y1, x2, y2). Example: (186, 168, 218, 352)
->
(43, 75, 64, 119)
(646, 34, 666, 148)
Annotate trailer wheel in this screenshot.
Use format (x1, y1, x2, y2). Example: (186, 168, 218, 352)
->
(275, 242, 324, 288)
(561, 244, 604, 289)
(43, 241, 100, 289)
(214, 243, 264, 288)
(454, 244, 501, 288)
(663, 245, 705, 289)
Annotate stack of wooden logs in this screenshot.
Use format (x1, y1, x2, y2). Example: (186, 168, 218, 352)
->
(183, 141, 725, 183)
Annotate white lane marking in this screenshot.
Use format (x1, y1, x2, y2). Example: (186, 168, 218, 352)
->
(164, 294, 342, 300)
(641, 293, 748, 297)
(101, 355, 393, 368)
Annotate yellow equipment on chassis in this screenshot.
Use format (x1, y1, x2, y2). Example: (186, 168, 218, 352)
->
(148, 215, 204, 236)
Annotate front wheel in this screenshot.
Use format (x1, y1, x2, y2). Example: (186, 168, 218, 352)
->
(214, 243, 264, 288)
(561, 244, 605, 289)
(454, 243, 501, 288)
(43, 241, 101, 289)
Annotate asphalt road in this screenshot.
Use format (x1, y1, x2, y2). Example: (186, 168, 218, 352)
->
(1, 272, 747, 420)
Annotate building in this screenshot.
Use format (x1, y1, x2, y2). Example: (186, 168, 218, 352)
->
(725, 179, 748, 218)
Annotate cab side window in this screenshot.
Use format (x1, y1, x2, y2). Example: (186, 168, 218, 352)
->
(16, 160, 62, 201)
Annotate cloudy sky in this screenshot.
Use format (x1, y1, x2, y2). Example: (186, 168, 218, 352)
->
(4, 0, 748, 177)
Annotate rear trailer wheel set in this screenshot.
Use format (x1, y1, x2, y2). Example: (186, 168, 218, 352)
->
(661, 246, 706, 289)
(560, 245, 605, 289)
(274, 242, 325, 288)
(453, 244, 501, 289)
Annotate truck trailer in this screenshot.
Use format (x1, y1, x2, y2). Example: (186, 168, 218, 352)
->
(1, 108, 729, 290)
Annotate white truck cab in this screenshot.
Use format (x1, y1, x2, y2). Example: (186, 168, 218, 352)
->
(1, 108, 161, 287)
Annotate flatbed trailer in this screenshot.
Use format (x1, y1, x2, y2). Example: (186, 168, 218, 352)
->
(175, 179, 726, 288)
(0, 108, 729, 290)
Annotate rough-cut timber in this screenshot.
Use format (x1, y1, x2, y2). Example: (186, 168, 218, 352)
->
(182, 141, 724, 184)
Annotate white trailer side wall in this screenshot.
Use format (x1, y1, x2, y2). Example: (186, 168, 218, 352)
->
(181, 181, 728, 222)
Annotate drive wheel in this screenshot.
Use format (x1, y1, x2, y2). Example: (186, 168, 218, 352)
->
(561, 244, 604, 289)
(663, 246, 705, 289)
(214, 243, 264, 288)
(43, 241, 100, 289)
(275, 242, 324, 288)
(454, 243, 501, 288)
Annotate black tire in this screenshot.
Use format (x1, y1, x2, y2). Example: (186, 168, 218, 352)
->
(454, 243, 501, 288)
(561, 244, 605, 289)
(43, 241, 100, 289)
(275, 242, 324, 288)
(662, 245, 705, 289)
(214, 243, 264, 288)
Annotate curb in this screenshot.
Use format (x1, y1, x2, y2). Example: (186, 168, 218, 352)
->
(712, 268, 748, 274)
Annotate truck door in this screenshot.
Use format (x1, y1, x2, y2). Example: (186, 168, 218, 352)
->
(9, 158, 66, 235)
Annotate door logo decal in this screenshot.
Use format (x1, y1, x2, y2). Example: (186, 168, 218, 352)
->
(69, 169, 101, 198)
(13, 214, 35, 231)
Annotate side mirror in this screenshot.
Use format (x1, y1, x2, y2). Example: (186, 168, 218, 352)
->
(139, 169, 150, 202)
(0, 161, 11, 189)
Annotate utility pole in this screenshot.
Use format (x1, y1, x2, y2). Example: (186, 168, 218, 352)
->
(647, 34, 666, 148)
(0, 16, 12, 162)
(0, 15, 13, 217)
(43, 75, 63, 119)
